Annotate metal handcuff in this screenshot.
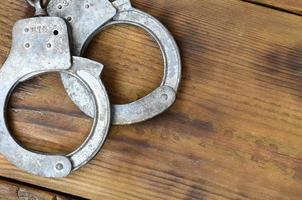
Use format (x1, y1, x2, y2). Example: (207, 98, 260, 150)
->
(43, 0, 182, 125)
(0, 3, 111, 177)
(0, 0, 181, 177)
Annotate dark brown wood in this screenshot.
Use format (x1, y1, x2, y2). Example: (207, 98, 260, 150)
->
(0, 178, 79, 200)
(0, 0, 301, 199)
(244, 0, 302, 15)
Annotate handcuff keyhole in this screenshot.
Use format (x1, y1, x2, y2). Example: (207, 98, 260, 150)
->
(53, 30, 59, 35)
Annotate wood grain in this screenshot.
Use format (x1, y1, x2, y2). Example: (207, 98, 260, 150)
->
(244, 0, 302, 15)
(0, 0, 301, 199)
(0, 178, 80, 200)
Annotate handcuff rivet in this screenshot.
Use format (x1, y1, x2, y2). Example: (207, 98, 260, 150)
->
(58, 5, 62, 9)
(24, 43, 30, 48)
(66, 16, 72, 22)
(46, 43, 52, 48)
(161, 94, 168, 101)
(56, 163, 64, 171)
(24, 28, 29, 33)
(85, 4, 90, 9)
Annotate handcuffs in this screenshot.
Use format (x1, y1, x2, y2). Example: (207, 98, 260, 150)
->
(46, 0, 182, 125)
(0, 0, 181, 177)
(0, 5, 110, 177)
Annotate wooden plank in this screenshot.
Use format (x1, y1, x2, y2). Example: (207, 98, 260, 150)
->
(0, 178, 80, 200)
(244, 0, 302, 15)
(0, 0, 301, 199)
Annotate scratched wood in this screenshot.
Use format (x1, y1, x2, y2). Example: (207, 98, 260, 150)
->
(0, 178, 80, 200)
(244, 0, 302, 15)
(0, 0, 301, 199)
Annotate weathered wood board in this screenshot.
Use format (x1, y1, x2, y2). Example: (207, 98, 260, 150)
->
(0, 178, 80, 200)
(0, 0, 301, 199)
(245, 0, 302, 15)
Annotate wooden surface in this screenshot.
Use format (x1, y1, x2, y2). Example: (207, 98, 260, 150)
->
(0, 178, 80, 200)
(0, 0, 301, 199)
(245, 0, 302, 15)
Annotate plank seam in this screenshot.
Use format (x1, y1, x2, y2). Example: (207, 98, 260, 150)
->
(241, 0, 302, 16)
(0, 176, 88, 200)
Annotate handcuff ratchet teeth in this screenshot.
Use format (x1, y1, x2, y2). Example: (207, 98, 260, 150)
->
(45, 0, 182, 125)
(0, 3, 111, 177)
